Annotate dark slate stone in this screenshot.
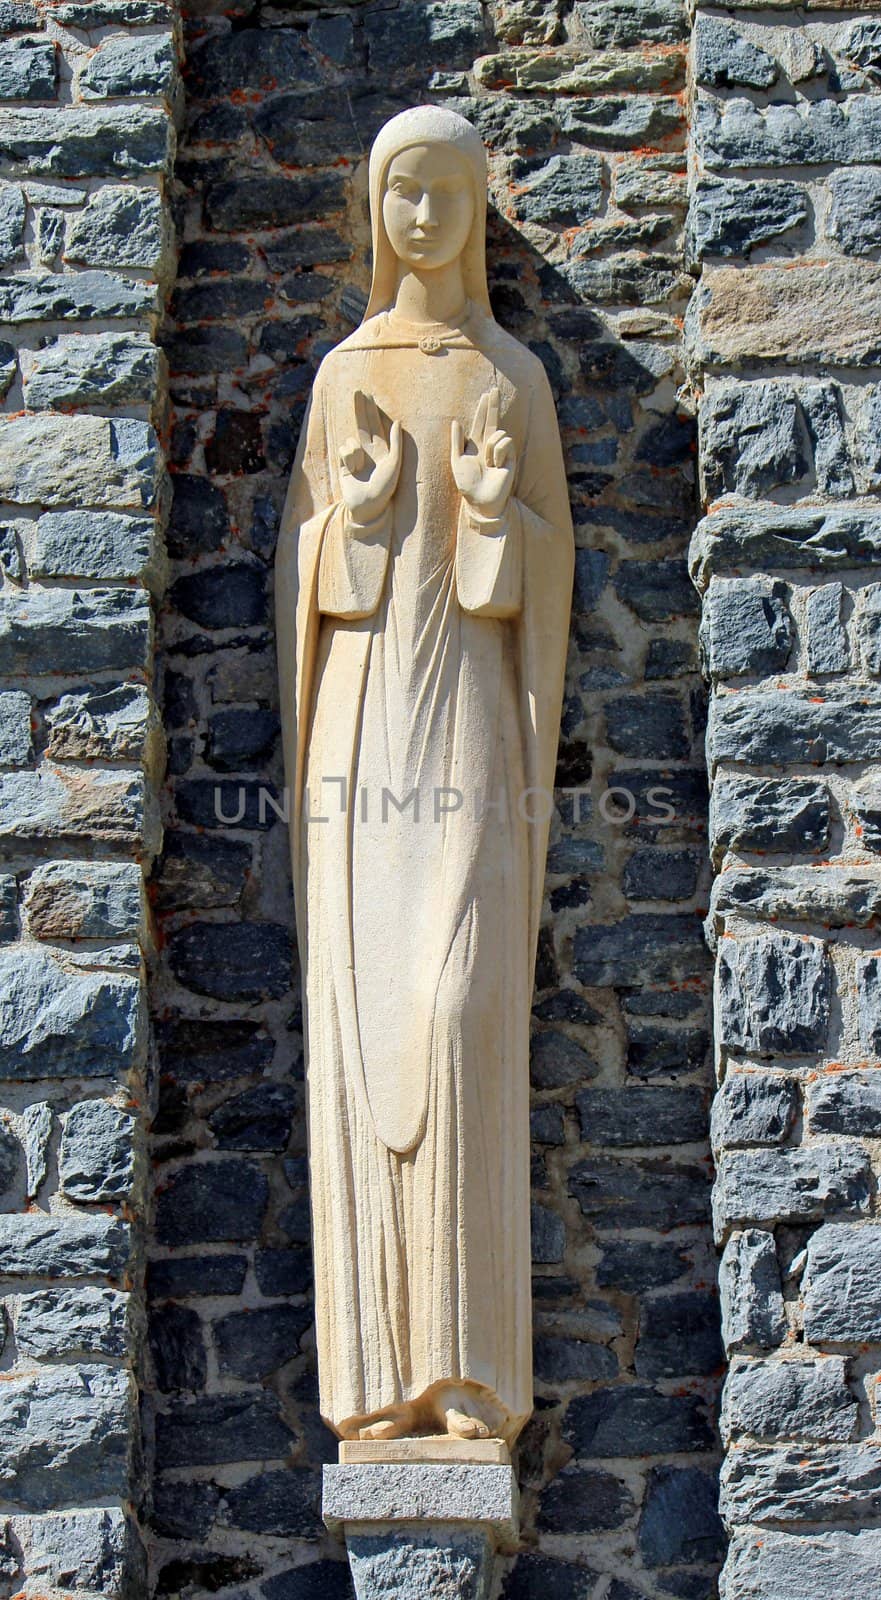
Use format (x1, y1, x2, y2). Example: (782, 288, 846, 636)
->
(710, 776, 830, 858)
(707, 688, 881, 768)
(530, 1105, 565, 1146)
(533, 1336, 618, 1383)
(206, 708, 280, 771)
(511, 153, 604, 225)
(712, 1073, 798, 1149)
(168, 922, 293, 1003)
(174, 779, 282, 833)
(604, 693, 689, 759)
(0, 36, 56, 100)
(503, 1553, 600, 1600)
(261, 226, 350, 272)
(574, 915, 708, 987)
(156, 1018, 274, 1085)
(695, 93, 881, 169)
(803, 383, 854, 497)
(254, 1247, 312, 1297)
(531, 1201, 565, 1265)
(530, 1029, 597, 1087)
(214, 1304, 311, 1379)
(614, 558, 699, 622)
(635, 413, 696, 467)
(155, 1393, 295, 1469)
(172, 279, 268, 323)
(153, 832, 251, 913)
(80, 32, 174, 97)
(167, 474, 230, 557)
(186, 29, 323, 95)
(365, 0, 485, 73)
(717, 931, 830, 1055)
(0, 182, 24, 265)
(635, 1292, 724, 1379)
(577, 0, 686, 45)
(622, 848, 701, 902)
(208, 1083, 295, 1152)
(262, 1562, 353, 1600)
(596, 1240, 688, 1292)
(155, 1555, 261, 1596)
(638, 1467, 725, 1567)
(149, 1303, 207, 1394)
(809, 1071, 881, 1136)
(564, 1385, 714, 1457)
(569, 1156, 710, 1230)
(205, 410, 266, 475)
(163, 327, 248, 380)
(151, 1478, 221, 1541)
(827, 167, 881, 255)
(205, 173, 345, 232)
(0, 104, 170, 175)
(147, 1255, 248, 1299)
(222, 1468, 321, 1537)
(155, 1160, 270, 1246)
(170, 564, 267, 631)
(539, 1466, 635, 1533)
(694, 15, 778, 87)
(625, 1024, 710, 1078)
(576, 1086, 706, 1147)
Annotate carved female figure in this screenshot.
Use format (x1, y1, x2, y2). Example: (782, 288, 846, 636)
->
(276, 106, 573, 1445)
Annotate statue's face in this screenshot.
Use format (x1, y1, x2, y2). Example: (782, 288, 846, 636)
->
(383, 144, 475, 272)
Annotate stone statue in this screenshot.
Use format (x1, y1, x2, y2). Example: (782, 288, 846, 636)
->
(276, 105, 573, 1449)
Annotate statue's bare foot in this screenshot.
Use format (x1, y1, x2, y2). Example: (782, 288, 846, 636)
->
(444, 1407, 490, 1440)
(358, 1407, 417, 1441)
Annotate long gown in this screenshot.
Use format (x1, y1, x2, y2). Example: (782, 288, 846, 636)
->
(276, 302, 573, 1443)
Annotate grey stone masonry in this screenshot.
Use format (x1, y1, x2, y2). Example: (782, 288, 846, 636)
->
(0, 0, 177, 1590)
(689, 0, 881, 1593)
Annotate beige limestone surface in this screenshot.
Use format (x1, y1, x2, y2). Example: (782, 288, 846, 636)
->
(276, 105, 573, 1449)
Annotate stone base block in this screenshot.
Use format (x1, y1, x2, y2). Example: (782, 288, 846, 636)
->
(323, 1463, 519, 1599)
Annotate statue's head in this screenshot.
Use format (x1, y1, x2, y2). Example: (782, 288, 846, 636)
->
(365, 105, 491, 319)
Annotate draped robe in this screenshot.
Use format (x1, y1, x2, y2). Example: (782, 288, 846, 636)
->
(276, 305, 573, 1442)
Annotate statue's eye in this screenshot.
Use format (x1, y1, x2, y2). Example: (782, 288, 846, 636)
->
(389, 179, 419, 201)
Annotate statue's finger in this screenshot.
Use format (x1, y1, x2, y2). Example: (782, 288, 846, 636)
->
(353, 390, 372, 452)
(484, 386, 501, 440)
(450, 418, 465, 464)
(388, 418, 403, 465)
(365, 393, 384, 447)
(469, 393, 488, 448)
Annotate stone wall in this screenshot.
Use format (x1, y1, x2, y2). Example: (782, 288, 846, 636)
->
(150, 2, 724, 1598)
(688, 2, 881, 1595)
(0, 0, 177, 1594)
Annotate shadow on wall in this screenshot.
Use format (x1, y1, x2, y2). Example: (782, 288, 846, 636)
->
(148, 2, 723, 1597)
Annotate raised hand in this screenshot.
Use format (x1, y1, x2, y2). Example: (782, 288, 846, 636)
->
(450, 386, 516, 521)
(339, 390, 403, 525)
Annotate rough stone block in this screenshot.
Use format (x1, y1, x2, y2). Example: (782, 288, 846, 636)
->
(0, 1212, 132, 1278)
(855, 583, 881, 674)
(30, 510, 161, 585)
(709, 776, 829, 860)
(0, 36, 56, 100)
(804, 1224, 881, 1341)
(701, 383, 807, 499)
(155, 1392, 294, 1468)
(0, 588, 150, 675)
(59, 1099, 136, 1201)
(710, 865, 881, 930)
(346, 1531, 494, 1600)
(0, 690, 31, 766)
(0, 1365, 135, 1510)
(574, 914, 708, 986)
(563, 1384, 713, 1458)
(858, 954, 881, 1053)
(168, 921, 292, 1003)
(721, 1356, 857, 1445)
(44, 682, 156, 763)
(66, 183, 167, 271)
(711, 1073, 797, 1151)
(0, 944, 144, 1079)
(323, 1464, 518, 1541)
(0, 105, 171, 175)
(806, 584, 848, 674)
(24, 862, 145, 941)
(79, 32, 176, 98)
(721, 1442, 881, 1526)
(689, 177, 807, 259)
(717, 931, 829, 1056)
(0, 269, 155, 321)
(0, 181, 24, 263)
(23, 332, 160, 409)
(576, 1085, 705, 1146)
(690, 505, 881, 590)
(827, 167, 881, 255)
(569, 1155, 710, 1230)
(365, 0, 486, 73)
(155, 1159, 270, 1245)
(634, 1291, 723, 1380)
(576, 0, 686, 45)
(0, 768, 154, 848)
(11, 1507, 144, 1598)
(694, 15, 778, 87)
(0, 415, 162, 508)
(719, 1230, 786, 1350)
(475, 45, 681, 92)
(809, 1072, 881, 1136)
(702, 577, 792, 677)
(714, 1147, 870, 1237)
(509, 152, 604, 226)
(692, 262, 881, 368)
(708, 687, 881, 768)
(697, 94, 881, 170)
(13, 1285, 133, 1359)
(638, 1465, 725, 1568)
(721, 1528, 881, 1600)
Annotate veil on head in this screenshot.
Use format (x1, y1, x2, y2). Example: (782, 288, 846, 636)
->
(364, 104, 491, 321)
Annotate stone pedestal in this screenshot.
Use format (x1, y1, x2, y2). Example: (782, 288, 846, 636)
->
(323, 1457, 519, 1600)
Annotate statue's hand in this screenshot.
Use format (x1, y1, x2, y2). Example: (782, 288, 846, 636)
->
(339, 390, 403, 525)
(450, 386, 516, 521)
